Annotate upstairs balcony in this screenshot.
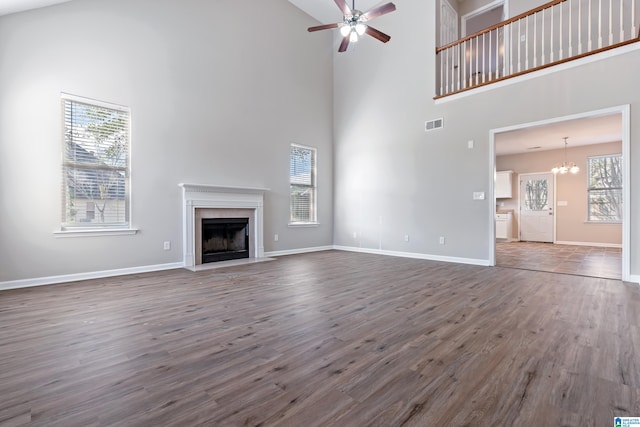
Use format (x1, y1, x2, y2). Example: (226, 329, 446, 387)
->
(435, 0, 640, 98)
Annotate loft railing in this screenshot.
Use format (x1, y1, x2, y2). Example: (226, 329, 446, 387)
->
(435, 0, 640, 98)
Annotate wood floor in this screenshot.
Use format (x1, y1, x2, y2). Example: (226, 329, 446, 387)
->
(1, 250, 639, 426)
(496, 241, 622, 280)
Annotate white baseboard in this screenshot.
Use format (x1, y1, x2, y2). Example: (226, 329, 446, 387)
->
(555, 241, 622, 248)
(0, 262, 184, 291)
(628, 274, 640, 285)
(264, 246, 334, 257)
(333, 245, 491, 266)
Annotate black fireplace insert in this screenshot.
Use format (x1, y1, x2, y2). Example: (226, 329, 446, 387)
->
(201, 218, 249, 263)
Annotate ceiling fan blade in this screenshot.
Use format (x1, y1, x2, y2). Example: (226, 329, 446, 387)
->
(308, 23, 340, 32)
(334, 0, 352, 16)
(362, 2, 396, 21)
(338, 35, 350, 52)
(365, 26, 391, 43)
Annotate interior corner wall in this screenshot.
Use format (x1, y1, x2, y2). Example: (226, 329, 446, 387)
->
(0, 0, 334, 283)
(332, 0, 640, 274)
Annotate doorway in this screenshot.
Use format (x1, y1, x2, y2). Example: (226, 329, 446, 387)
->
(490, 106, 630, 281)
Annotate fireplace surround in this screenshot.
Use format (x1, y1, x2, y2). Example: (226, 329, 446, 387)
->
(179, 184, 267, 269)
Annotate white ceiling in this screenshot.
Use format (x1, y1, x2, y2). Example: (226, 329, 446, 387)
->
(495, 113, 622, 156)
(288, 0, 383, 24)
(0, 0, 73, 15)
(1, 0, 622, 157)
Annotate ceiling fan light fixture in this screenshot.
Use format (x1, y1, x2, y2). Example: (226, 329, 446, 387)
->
(349, 30, 359, 42)
(355, 22, 367, 35)
(340, 24, 351, 37)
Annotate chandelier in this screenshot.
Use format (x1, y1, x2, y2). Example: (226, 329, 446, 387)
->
(551, 137, 579, 174)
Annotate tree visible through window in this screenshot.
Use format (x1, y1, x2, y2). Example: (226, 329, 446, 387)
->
(524, 179, 549, 211)
(289, 144, 317, 224)
(62, 95, 130, 228)
(587, 154, 622, 222)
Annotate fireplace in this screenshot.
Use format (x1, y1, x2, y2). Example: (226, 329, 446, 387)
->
(179, 183, 266, 270)
(202, 218, 249, 263)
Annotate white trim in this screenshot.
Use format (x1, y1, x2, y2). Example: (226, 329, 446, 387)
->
(490, 104, 631, 282)
(555, 241, 622, 248)
(61, 92, 129, 112)
(628, 274, 640, 284)
(461, 0, 506, 37)
(265, 245, 334, 257)
(54, 228, 138, 237)
(333, 245, 491, 266)
(0, 262, 183, 291)
(179, 183, 268, 269)
(436, 43, 640, 104)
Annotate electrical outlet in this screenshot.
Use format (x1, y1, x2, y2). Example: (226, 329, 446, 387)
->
(163, 241, 171, 250)
(404, 235, 410, 242)
(439, 236, 445, 245)
(353, 231, 357, 239)
(274, 234, 279, 242)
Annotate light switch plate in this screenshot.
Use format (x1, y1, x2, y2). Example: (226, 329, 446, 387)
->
(473, 192, 485, 200)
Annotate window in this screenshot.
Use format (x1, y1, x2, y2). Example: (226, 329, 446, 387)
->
(289, 144, 317, 224)
(587, 154, 622, 222)
(61, 95, 130, 229)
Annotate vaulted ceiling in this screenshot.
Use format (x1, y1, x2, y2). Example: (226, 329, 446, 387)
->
(2, 0, 622, 156)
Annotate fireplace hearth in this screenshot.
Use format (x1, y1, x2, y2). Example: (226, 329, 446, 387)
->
(201, 218, 250, 263)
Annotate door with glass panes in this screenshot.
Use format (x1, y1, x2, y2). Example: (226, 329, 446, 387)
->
(519, 172, 554, 242)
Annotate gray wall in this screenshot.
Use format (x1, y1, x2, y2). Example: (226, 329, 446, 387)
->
(0, 0, 334, 282)
(333, 0, 640, 273)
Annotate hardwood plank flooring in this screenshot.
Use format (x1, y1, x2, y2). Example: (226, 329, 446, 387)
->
(496, 241, 622, 280)
(0, 250, 638, 426)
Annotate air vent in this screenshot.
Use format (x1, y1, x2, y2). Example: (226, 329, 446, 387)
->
(425, 118, 444, 132)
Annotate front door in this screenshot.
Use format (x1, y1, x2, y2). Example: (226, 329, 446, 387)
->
(519, 172, 554, 242)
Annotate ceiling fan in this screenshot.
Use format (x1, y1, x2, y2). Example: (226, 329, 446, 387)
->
(307, 0, 396, 52)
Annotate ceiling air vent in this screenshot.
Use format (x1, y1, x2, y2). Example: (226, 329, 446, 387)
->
(425, 118, 444, 132)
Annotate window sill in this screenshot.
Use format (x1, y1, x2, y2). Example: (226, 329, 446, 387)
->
(54, 228, 139, 238)
(584, 221, 622, 225)
(288, 222, 320, 228)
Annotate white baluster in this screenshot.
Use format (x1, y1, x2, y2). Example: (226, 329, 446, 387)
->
(540, 9, 553, 65)
(475, 37, 479, 86)
(525, 15, 529, 70)
(550, 5, 555, 62)
(482, 33, 486, 83)
(578, 0, 583, 54)
(439, 51, 443, 96)
(462, 40, 467, 89)
(587, 0, 593, 52)
(619, 0, 624, 43)
(488, 30, 498, 81)
(534, 12, 538, 68)
(598, 0, 603, 49)
(633, 0, 637, 40)
(559, 1, 563, 59)
(568, 0, 573, 57)
(445, 48, 449, 94)
(517, 19, 522, 72)
(609, 0, 613, 45)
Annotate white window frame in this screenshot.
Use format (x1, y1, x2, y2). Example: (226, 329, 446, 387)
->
(586, 153, 622, 223)
(289, 143, 318, 226)
(56, 94, 136, 237)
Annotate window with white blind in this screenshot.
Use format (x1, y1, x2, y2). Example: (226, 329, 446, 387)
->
(289, 144, 317, 224)
(587, 154, 622, 222)
(61, 94, 130, 229)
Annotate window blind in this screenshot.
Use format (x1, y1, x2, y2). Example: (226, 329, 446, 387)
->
(62, 96, 130, 228)
(289, 144, 317, 224)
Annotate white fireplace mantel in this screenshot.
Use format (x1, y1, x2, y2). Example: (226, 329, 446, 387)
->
(179, 183, 268, 269)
